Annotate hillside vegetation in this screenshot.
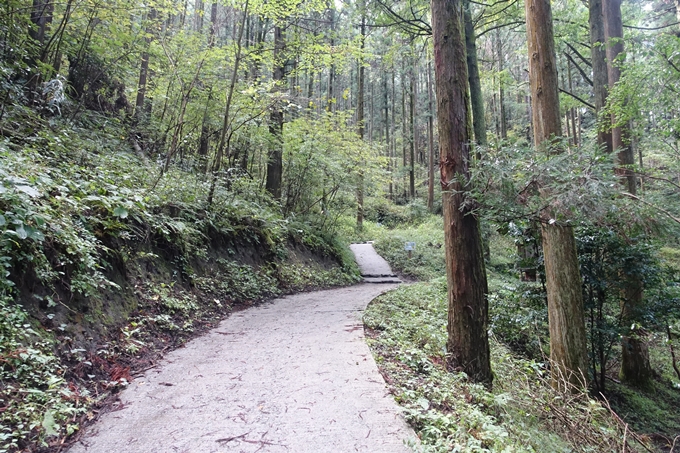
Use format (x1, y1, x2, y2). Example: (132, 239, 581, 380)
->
(0, 108, 360, 451)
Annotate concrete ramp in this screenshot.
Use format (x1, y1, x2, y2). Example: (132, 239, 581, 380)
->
(349, 243, 402, 284)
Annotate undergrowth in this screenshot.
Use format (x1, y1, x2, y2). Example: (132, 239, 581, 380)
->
(0, 112, 359, 452)
(364, 281, 645, 452)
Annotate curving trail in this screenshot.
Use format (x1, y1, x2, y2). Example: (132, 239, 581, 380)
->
(69, 247, 415, 453)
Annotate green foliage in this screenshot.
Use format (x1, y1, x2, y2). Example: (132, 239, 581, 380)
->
(577, 228, 680, 391)
(363, 197, 429, 228)
(364, 282, 634, 452)
(487, 277, 548, 361)
(0, 109, 360, 451)
(368, 215, 446, 281)
(0, 297, 87, 452)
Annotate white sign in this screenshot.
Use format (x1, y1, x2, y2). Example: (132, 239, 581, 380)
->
(404, 242, 416, 251)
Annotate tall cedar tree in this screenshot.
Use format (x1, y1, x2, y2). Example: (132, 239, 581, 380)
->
(602, 0, 652, 386)
(526, 0, 589, 390)
(431, 0, 492, 385)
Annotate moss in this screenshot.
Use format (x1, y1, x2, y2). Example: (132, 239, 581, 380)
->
(659, 246, 680, 271)
(606, 379, 680, 438)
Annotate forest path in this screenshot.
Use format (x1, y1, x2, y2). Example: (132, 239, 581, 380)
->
(69, 250, 414, 453)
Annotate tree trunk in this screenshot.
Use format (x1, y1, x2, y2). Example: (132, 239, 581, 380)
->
(266, 24, 285, 200)
(208, 0, 248, 204)
(526, 0, 589, 390)
(194, 0, 204, 31)
(496, 29, 507, 140)
(431, 0, 492, 386)
(356, 10, 366, 230)
(409, 47, 417, 199)
(602, 0, 651, 387)
(384, 73, 392, 199)
(603, 0, 636, 192)
(391, 67, 396, 199)
(464, 0, 487, 146)
(326, 8, 336, 112)
(29, 0, 53, 45)
(427, 58, 435, 212)
(402, 59, 408, 199)
(209, 3, 218, 44)
(135, 8, 158, 120)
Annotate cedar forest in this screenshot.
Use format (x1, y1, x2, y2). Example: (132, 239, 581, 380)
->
(1, 0, 680, 451)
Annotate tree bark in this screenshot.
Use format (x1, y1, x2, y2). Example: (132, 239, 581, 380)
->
(409, 47, 417, 199)
(464, 0, 487, 147)
(326, 8, 336, 112)
(135, 8, 158, 120)
(432, 0, 492, 386)
(427, 58, 435, 212)
(526, 0, 589, 390)
(602, 0, 651, 387)
(356, 10, 366, 230)
(603, 0, 636, 192)
(29, 0, 53, 45)
(391, 66, 396, 199)
(266, 24, 285, 200)
(495, 29, 507, 140)
(194, 0, 204, 31)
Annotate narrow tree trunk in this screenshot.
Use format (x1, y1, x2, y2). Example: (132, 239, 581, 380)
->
(567, 62, 578, 146)
(209, 3, 218, 43)
(135, 8, 158, 120)
(194, 0, 204, 31)
(402, 60, 408, 199)
(432, 0, 492, 386)
(326, 8, 335, 111)
(496, 29, 507, 140)
(603, 0, 636, 192)
(526, 0, 589, 390)
(409, 47, 417, 199)
(265, 24, 285, 200)
(391, 66, 396, 199)
(384, 73, 392, 199)
(464, 0, 486, 146)
(208, 0, 249, 204)
(29, 0, 53, 45)
(427, 58, 435, 212)
(356, 10, 366, 230)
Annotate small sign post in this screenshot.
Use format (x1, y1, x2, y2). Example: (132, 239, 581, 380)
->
(404, 242, 416, 259)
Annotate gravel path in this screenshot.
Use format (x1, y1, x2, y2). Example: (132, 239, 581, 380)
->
(69, 279, 416, 452)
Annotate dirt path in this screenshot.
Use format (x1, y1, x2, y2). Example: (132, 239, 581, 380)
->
(69, 279, 416, 452)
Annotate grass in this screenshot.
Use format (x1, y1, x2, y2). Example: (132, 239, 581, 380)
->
(364, 281, 635, 452)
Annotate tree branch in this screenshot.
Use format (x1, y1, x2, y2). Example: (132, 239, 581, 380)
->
(623, 192, 680, 225)
(563, 52, 593, 86)
(476, 20, 525, 39)
(372, 0, 432, 36)
(624, 21, 680, 31)
(565, 42, 592, 68)
(558, 88, 595, 109)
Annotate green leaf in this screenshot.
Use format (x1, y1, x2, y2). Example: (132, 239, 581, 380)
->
(15, 224, 27, 240)
(42, 410, 59, 437)
(0, 214, 5, 226)
(113, 206, 128, 219)
(16, 185, 40, 197)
